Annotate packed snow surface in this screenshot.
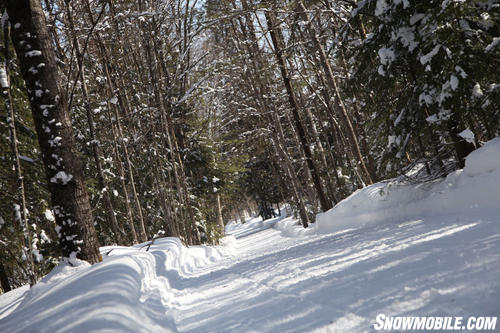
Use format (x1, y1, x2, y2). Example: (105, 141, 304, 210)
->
(1, 138, 499, 332)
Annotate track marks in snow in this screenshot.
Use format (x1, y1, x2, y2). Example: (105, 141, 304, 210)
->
(172, 217, 499, 332)
(1, 214, 498, 333)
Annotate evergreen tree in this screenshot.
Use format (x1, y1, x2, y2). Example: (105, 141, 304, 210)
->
(347, 0, 499, 175)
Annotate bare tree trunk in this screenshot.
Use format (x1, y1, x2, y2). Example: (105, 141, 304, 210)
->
(215, 192, 224, 236)
(232, 0, 311, 225)
(106, 111, 139, 244)
(298, 1, 373, 186)
(6, 0, 101, 263)
(63, 4, 124, 244)
(140, 12, 200, 244)
(0, 262, 11, 293)
(82, 73, 123, 244)
(82, 0, 143, 244)
(337, 48, 378, 182)
(145, 45, 191, 243)
(102, 61, 148, 242)
(304, 106, 338, 204)
(271, 110, 311, 226)
(296, 56, 353, 195)
(265, 9, 331, 212)
(270, 135, 310, 227)
(153, 180, 179, 237)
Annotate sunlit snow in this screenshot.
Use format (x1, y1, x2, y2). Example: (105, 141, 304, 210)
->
(1, 139, 499, 332)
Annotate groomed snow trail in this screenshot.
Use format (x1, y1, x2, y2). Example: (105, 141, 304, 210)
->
(1, 138, 499, 332)
(0, 213, 499, 332)
(168, 215, 500, 332)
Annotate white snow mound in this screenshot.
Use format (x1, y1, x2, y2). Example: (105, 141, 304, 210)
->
(315, 137, 500, 234)
(0, 237, 229, 333)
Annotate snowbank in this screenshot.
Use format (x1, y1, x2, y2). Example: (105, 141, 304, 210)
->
(102, 237, 227, 276)
(315, 137, 500, 234)
(0, 237, 228, 333)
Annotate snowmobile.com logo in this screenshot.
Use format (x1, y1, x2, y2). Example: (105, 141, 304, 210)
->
(373, 314, 497, 331)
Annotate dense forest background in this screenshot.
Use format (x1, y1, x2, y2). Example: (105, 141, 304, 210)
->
(0, 0, 498, 291)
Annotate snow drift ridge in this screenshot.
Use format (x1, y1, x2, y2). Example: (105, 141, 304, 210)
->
(315, 137, 500, 234)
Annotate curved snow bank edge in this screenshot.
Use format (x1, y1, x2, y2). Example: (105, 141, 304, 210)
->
(315, 137, 500, 234)
(102, 237, 229, 276)
(0, 237, 231, 333)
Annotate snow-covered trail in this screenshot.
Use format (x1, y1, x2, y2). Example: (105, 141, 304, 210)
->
(1, 138, 499, 332)
(1, 213, 498, 332)
(167, 214, 499, 332)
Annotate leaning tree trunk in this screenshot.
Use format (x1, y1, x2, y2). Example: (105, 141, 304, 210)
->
(265, 9, 332, 213)
(6, 0, 101, 263)
(298, 1, 373, 186)
(63, 4, 124, 245)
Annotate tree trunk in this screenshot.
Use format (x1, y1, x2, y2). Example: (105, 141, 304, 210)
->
(6, 0, 101, 263)
(304, 105, 338, 205)
(298, 1, 373, 186)
(102, 61, 148, 242)
(64, 5, 124, 244)
(231, 1, 311, 225)
(0, 262, 11, 293)
(265, 10, 331, 212)
(270, 136, 310, 227)
(107, 113, 139, 244)
(82, 0, 143, 244)
(215, 192, 225, 236)
(145, 43, 191, 243)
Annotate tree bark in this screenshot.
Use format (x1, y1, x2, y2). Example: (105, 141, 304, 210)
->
(63, 4, 124, 244)
(215, 192, 225, 236)
(6, 0, 101, 263)
(298, 1, 373, 185)
(0, 262, 11, 293)
(265, 9, 331, 212)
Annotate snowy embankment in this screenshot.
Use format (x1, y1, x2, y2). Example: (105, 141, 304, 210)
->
(0, 238, 227, 333)
(278, 137, 500, 237)
(0, 138, 499, 332)
(315, 137, 500, 234)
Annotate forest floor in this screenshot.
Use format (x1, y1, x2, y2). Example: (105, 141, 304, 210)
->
(0, 139, 499, 332)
